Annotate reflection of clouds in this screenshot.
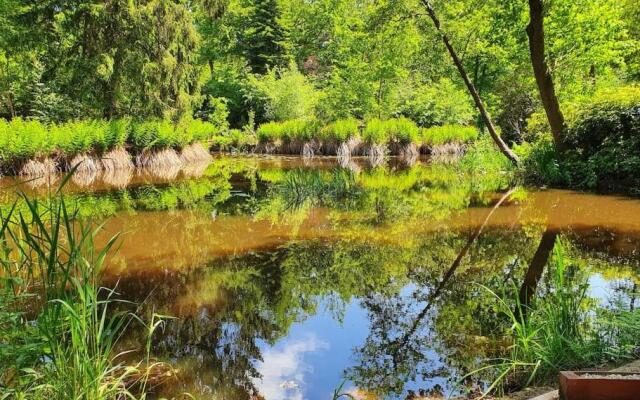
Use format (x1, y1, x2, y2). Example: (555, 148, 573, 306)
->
(254, 334, 329, 400)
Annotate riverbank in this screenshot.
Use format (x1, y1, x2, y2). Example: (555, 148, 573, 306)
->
(0, 117, 479, 178)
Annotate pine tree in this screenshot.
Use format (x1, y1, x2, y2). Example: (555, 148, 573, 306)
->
(243, 0, 288, 74)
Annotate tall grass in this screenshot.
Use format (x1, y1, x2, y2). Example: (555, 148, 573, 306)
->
(420, 125, 478, 146)
(0, 177, 171, 399)
(321, 118, 360, 142)
(0, 117, 225, 162)
(471, 240, 640, 395)
(255, 119, 474, 147)
(256, 118, 320, 143)
(362, 118, 389, 144)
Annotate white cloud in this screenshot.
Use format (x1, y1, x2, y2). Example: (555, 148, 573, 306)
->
(254, 334, 329, 400)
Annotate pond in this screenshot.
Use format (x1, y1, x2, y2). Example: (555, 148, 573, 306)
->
(3, 155, 639, 399)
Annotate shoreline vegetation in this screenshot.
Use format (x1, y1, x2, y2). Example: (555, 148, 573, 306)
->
(0, 117, 479, 178)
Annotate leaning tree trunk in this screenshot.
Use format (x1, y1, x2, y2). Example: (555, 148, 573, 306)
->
(421, 0, 520, 165)
(516, 227, 558, 319)
(526, 0, 566, 152)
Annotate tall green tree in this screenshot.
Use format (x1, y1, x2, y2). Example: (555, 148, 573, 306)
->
(242, 0, 289, 74)
(0, 0, 203, 121)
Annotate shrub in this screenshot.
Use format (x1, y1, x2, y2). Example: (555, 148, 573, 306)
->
(514, 137, 567, 186)
(393, 78, 474, 127)
(321, 118, 361, 142)
(250, 63, 321, 122)
(561, 86, 640, 190)
(362, 118, 389, 144)
(421, 125, 479, 146)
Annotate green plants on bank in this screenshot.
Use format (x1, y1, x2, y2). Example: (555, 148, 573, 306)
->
(561, 86, 640, 191)
(255, 118, 475, 149)
(0, 117, 227, 163)
(387, 117, 420, 144)
(320, 118, 361, 142)
(472, 240, 640, 395)
(0, 179, 176, 399)
(362, 118, 390, 144)
(256, 118, 320, 143)
(420, 125, 479, 146)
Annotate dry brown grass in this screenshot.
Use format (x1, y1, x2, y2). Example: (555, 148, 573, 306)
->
(19, 158, 59, 177)
(301, 141, 319, 158)
(179, 143, 212, 164)
(101, 168, 133, 189)
(67, 153, 101, 174)
(101, 147, 135, 171)
(136, 148, 183, 170)
(365, 144, 387, 165)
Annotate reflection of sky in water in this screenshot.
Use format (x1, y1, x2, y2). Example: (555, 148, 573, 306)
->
(588, 274, 610, 304)
(254, 301, 369, 400)
(253, 286, 449, 400)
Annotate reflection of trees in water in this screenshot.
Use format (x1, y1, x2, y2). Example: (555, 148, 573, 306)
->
(110, 220, 640, 399)
(346, 229, 537, 397)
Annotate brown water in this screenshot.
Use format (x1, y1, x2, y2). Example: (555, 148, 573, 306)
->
(3, 155, 639, 399)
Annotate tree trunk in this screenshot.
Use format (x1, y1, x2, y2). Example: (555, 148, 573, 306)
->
(393, 188, 516, 351)
(516, 227, 557, 319)
(526, 0, 566, 152)
(421, 0, 519, 165)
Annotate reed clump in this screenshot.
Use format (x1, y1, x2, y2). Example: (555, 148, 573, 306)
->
(254, 118, 478, 157)
(472, 240, 640, 396)
(0, 178, 176, 399)
(0, 118, 226, 176)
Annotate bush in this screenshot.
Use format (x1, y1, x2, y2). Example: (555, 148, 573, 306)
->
(561, 86, 640, 190)
(250, 63, 321, 122)
(393, 78, 474, 127)
(362, 118, 389, 144)
(321, 118, 361, 142)
(421, 125, 479, 146)
(514, 137, 567, 186)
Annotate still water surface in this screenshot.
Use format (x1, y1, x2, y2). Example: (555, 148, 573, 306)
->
(3, 155, 639, 399)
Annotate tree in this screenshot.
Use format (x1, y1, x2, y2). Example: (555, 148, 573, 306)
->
(420, 0, 520, 165)
(242, 0, 289, 74)
(0, 0, 202, 121)
(526, 0, 566, 151)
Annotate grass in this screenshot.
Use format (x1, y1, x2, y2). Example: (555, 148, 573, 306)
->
(470, 240, 640, 396)
(420, 125, 479, 146)
(255, 118, 477, 148)
(0, 176, 175, 399)
(0, 117, 226, 162)
(321, 118, 360, 142)
(256, 118, 320, 143)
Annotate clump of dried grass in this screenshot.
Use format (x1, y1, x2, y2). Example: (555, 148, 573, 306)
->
(67, 153, 101, 175)
(101, 147, 134, 171)
(136, 148, 183, 170)
(19, 158, 59, 177)
(101, 169, 133, 189)
(179, 143, 212, 164)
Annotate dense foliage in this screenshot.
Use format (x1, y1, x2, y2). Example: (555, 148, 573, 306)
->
(0, 0, 639, 187)
(0, 118, 228, 160)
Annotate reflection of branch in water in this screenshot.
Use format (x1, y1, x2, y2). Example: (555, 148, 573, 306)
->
(391, 188, 516, 354)
(517, 227, 558, 318)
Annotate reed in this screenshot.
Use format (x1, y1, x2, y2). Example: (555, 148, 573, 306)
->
(0, 176, 175, 399)
(469, 240, 640, 395)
